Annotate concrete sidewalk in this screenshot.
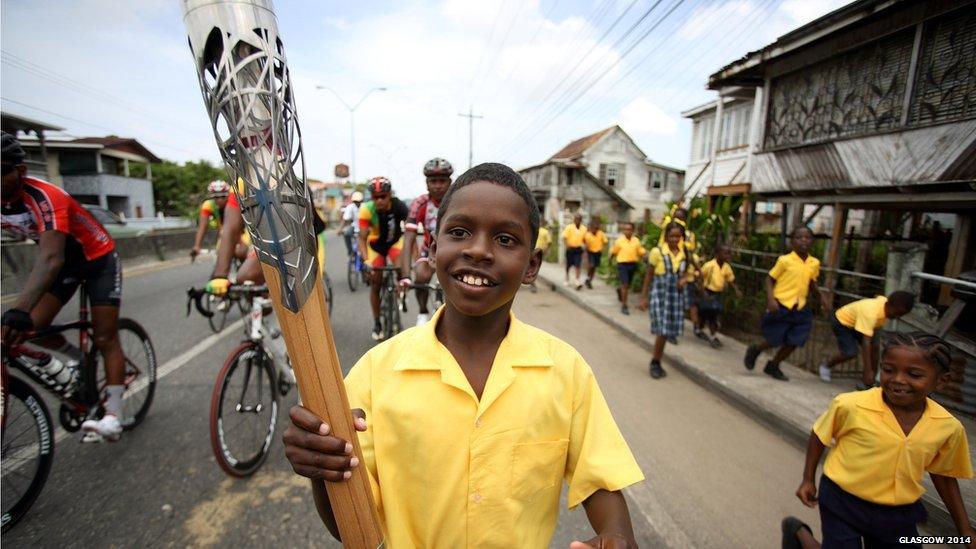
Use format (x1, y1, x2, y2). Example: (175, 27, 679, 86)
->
(537, 261, 975, 532)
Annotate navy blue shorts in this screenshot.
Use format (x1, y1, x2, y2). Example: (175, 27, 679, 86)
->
(819, 475, 925, 548)
(832, 316, 863, 357)
(587, 251, 602, 269)
(761, 304, 813, 347)
(617, 262, 638, 286)
(565, 247, 584, 268)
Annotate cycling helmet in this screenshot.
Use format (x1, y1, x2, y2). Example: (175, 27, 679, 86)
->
(351, 190, 364, 202)
(1, 131, 26, 165)
(423, 157, 453, 177)
(207, 180, 230, 197)
(368, 176, 392, 194)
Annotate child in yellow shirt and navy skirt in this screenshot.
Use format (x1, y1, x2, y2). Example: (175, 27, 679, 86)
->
(793, 332, 974, 548)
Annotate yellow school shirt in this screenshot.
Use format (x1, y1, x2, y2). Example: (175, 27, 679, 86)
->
(813, 388, 972, 505)
(701, 259, 735, 292)
(535, 226, 551, 251)
(583, 230, 608, 253)
(835, 296, 888, 337)
(610, 236, 646, 264)
(768, 251, 820, 309)
(562, 223, 587, 248)
(647, 245, 690, 276)
(344, 308, 644, 548)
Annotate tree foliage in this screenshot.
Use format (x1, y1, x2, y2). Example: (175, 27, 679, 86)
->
(136, 159, 231, 217)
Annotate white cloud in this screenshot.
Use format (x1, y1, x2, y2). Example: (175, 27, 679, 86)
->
(678, 0, 754, 40)
(324, 17, 350, 32)
(618, 97, 678, 136)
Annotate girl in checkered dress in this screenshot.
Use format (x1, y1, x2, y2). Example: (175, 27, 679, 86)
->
(638, 222, 692, 379)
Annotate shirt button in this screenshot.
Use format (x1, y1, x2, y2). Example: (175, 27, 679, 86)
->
(473, 492, 481, 503)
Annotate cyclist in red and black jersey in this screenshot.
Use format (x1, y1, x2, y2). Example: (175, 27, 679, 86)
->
(0, 132, 126, 440)
(399, 158, 452, 327)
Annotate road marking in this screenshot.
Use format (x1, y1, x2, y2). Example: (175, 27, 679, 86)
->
(184, 470, 306, 547)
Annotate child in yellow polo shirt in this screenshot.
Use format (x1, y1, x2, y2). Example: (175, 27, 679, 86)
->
(610, 221, 645, 315)
(796, 332, 974, 547)
(695, 244, 742, 348)
(283, 163, 644, 548)
(528, 224, 551, 293)
(744, 226, 830, 382)
(638, 222, 693, 379)
(562, 213, 587, 289)
(582, 217, 608, 290)
(818, 291, 915, 388)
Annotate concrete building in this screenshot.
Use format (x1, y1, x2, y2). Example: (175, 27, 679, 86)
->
(19, 136, 161, 219)
(520, 125, 684, 223)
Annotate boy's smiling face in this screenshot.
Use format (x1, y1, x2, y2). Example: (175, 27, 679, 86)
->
(879, 345, 947, 409)
(432, 181, 540, 317)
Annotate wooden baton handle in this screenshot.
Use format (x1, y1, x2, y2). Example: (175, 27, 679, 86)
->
(262, 266, 384, 547)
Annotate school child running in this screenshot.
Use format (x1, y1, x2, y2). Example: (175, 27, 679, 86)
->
(817, 290, 915, 389)
(582, 217, 608, 290)
(744, 226, 830, 381)
(659, 207, 702, 341)
(283, 163, 644, 548)
(638, 222, 693, 379)
(528, 222, 552, 293)
(695, 244, 742, 348)
(795, 332, 974, 548)
(563, 212, 587, 289)
(610, 222, 645, 315)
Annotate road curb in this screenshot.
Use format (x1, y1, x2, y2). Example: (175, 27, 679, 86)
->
(536, 271, 959, 533)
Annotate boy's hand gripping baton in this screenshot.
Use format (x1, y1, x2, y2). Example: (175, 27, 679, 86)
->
(180, 1, 383, 546)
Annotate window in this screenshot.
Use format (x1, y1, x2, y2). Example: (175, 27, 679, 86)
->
(718, 104, 754, 151)
(101, 155, 122, 175)
(600, 163, 625, 188)
(648, 171, 664, 190)
(695, 115, 715, 160)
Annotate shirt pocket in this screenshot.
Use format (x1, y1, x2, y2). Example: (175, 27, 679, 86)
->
(510, 439, 570, 502)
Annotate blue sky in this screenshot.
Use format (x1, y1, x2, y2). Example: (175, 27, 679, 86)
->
(1, 0, 846, 197)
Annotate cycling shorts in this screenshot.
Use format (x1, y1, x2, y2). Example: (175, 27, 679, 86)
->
(366, 238, 403, 268)
(49, 250, 122, 307)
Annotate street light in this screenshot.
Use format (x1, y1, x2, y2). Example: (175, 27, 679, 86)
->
(316, 85, 387, 183)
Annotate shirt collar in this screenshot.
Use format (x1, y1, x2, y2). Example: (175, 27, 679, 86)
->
(393, 307, 555, 372)
(855, 387, 953, 419)
(788, 251, 814, 264)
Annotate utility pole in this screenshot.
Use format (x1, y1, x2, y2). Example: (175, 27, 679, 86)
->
(457, 105, 483, 169)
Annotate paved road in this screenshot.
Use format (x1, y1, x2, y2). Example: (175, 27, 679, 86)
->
(4, 234, 821, 548)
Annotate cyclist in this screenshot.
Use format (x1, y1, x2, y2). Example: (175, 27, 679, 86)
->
(335, 190, 364, 257)
(358, 176, 409, 340)
(399, 158, 452, 327)
(0, 131, 126, 441)
(191, 179, 250, 263)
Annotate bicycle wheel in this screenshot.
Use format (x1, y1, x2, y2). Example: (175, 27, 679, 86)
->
(210, 343, 278, 477)
(347, 258, 360, 292)
(1, 376, 54, 533)
(202, 293, 229, 333)
(381, 286, 401, 340)
(93, 318, 157, 431)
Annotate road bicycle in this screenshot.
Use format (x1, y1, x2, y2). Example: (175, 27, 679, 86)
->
(373, 265, 404, 341)
(346, 242, 369, 293)
(187, 284, 295, 477)
(1, 285, 157, 532)
(399, 279, 445, 317)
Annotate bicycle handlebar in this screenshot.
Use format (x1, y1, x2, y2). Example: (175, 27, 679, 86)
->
(185, 285, 269, 318)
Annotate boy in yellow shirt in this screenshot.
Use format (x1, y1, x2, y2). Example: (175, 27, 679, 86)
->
(818, 291, 915, 388)
(528, 224, 551, 293)
(744, 226, 830, 381)
(582, 217, 608, 290)
(795, 332, 973, 547)
(695, 244, 742, 348)
(610, 222, 646, 315)
(562, 213, 587, 289)
(283, 163, 644, 548)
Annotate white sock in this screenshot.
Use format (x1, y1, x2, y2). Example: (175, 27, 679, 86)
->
(105, 385, 124, 417)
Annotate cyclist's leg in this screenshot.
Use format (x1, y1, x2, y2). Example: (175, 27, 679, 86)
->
(368, 247, 384, 320)
(84, 251, 126, 437)
(414, 255, 434, 315)
(28, 262, 77, 353)
(237, 249, 265, 285)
